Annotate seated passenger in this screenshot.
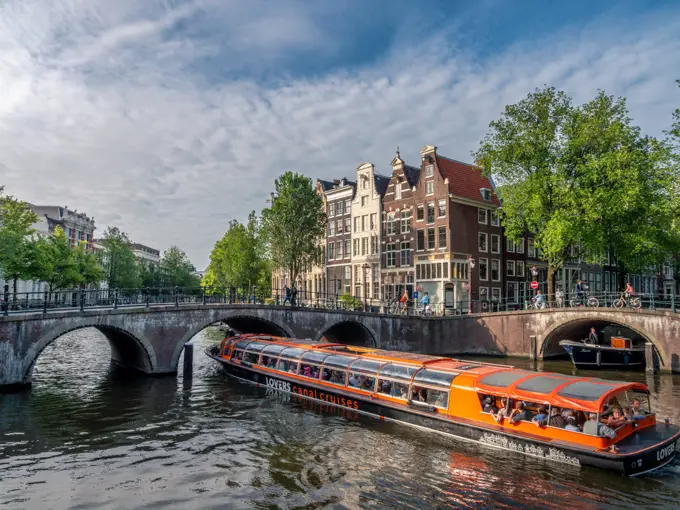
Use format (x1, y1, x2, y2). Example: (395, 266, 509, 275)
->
(631, 399, 647, 418)
(331, 371, 344, 384)
(564, 416, 580, 432)
(288, 364, 297, 374)
(622, 406, 633, 421)
(302, 366, 312, 378)
(482, 396, 498, 414)
(583, 413, 617, 439)
(607, 407, 627, 428)
(509, 401, 532, 423)
(548, 407, 566, 428)
(380, 380, 391, 394)
(400, 386, 409, 399)
(360, 377, 374, 391)
(348, 374, 360, 387)
(493, 399, 510, 423)
(532, 405, 549, 426)
(433, 391, 446, 408)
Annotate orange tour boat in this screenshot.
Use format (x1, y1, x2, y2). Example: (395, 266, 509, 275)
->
(206, 335, 679, 476)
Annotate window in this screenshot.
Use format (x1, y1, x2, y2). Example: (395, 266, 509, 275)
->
(344, 266, 351, 280)
(490, 210, 499, 226)
(400, 210, 411, 233)
(438, 200, 446, 217)
(491, 260, 500, 281)
(370, 213, 377, 230)
(479, 287, 489, 300)
(478, 208, 487, 224)
(528, 238, 536, 258)
(595, 272, 602, 292)
(605, 270, 611, 292)
(507, 282, 518, 303)
(354, 217, 359, 233)
(345, 218, 351, 233)
(386, 243, 396, 267)
(451, 261, 469, 280)
(336, 220, 343, 234)
(345, 199, 351, 212)
(362, 178, 368, 189)
(395, 183, 402, 199)
(355, 265, 360, 282)
(491, 234, 500, 254)
(386, 213, 397, 235)
(329, 203, 336, 217)
(400, 242, 411, 266)
(426, 181, 434, 195)
(362, 215, 367, 232)
(517, 261, 525, 277)
(427, 227, 435, 250)
(328, 243, 335, 259)
(337, 201, 343, 216)
(329, 222, 335, 236)
(353, 239, 359, 256)
(481, 188, 492, 201)
(425, 164, 434, 177)
(336, 241, 343, 259)
(506, 237, 515, 253)
(377, 378, 410, 400)
(416, 205, 424, 221)
(491, 287, 501, 300)
(478, 232, 488, 252)
(371, 236, 378, 255)
(479, 258, 488, 280)
(438, 226, 447, 250)
(417, 229, 425, 251)
(427, 203, 435, 223)
(507, 260, 515, 276)
(516, 237, 525, 254)
(344, 240, 351, 258)
(361, 196, 368, 207)
(361, 237, 368, 255)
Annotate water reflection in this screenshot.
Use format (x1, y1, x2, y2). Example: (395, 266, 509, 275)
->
(0, 329, 679, 509)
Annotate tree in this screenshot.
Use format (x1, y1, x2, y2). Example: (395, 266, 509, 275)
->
(159, 246, 199, 287)
(203, 211, 268, 291)
(0, 194, 40, 299)
(98, 227, 140, 289)
(671, 80, 680, 143)
(260, 172, 326, 289)
(33, 226, 82, 292)
(138, 261, 162, 288)
(74, 243, 104, 287)
(474, 87, 680, 296)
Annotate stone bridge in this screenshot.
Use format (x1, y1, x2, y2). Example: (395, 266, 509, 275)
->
(1, 304, 679, 389)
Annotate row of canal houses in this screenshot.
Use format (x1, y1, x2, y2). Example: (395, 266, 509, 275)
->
(273, 145, 672, 310)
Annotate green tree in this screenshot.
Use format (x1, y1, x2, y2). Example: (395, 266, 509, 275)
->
(474, 87, 680, 296)
(33, 226, 82, 292)
(671, 80, 680, 143)
(98, 227, 140, 289)
(74, 243, 104, 287)
(159, 246, 199, 287)
(260, 172, 326, 289)
(0, 193, 40, 299)
(138, 261, 162, 288)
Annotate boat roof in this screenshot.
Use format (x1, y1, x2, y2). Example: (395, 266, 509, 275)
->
(228, 335, 648, 412)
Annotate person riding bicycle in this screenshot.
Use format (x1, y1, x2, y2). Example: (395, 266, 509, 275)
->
(575, 279, 584, 306)
(535, 290, 547, 309)
(420, 292, 432, 316)
(624, 282, 634, 298)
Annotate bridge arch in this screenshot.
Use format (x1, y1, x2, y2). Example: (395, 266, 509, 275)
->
(314, 319, 377, 348)
(24, 323, 156, 384)
(539, 315, 669, 370)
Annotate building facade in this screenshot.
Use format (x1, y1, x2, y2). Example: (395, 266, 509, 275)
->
(324, 178, 355, 295)
(131, 243, 161, 266)
(350, 163, 389, 300)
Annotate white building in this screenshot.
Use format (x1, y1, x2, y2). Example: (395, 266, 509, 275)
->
(350, 163, 389, 300)
(131, 243, 161, 266)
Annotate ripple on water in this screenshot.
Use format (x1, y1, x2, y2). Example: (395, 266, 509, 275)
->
(1, 328, 680, 509)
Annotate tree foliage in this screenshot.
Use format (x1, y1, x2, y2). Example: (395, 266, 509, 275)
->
(98, 227, 140, 289)
(0, 193, 40, 297)
(159, 246, 199, 287)
(260, 172, 326, 287)
(474, 87, 680, 295)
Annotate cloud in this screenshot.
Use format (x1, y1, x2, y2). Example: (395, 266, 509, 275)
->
(0, 1, 679, 269)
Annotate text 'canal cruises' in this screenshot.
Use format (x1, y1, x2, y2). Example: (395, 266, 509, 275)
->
(206, 334, 679, 476)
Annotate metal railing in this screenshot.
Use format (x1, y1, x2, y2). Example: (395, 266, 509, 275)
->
(0, 286, 677, 317)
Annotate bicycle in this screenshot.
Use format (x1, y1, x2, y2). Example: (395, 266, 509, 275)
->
(613, 292, 641, 310)
(526, 297, 547, 310)
(569, 285, 599, 308)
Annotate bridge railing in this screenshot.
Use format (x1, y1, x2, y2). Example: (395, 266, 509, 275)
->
(1, 286, 678, 316)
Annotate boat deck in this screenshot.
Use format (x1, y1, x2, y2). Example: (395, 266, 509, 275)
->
(614, 423, 679, 454)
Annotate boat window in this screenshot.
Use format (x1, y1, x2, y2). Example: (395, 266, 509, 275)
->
(277, 358, 299, 375)
(243, 351, 260, 364)
(232, 349, 245, 361)
(279, 347, 305, 360)
(378, 364, 419, 381)
(245, 342, 267, 353)
(325, 369, 347, 386)
(348, 358, 384, 374)
(233, 339, 254, 350)
(557, 381, 619, 401)
(301, 351, 332, 364)
(413, 369, 458, 387)
(516, 375, 575, 394)
(479, 370, 534, 388)
(262, 344, 286, 356)
(299, 363, 322, 379)
(411, 386, 449, 409)
(348, 372, 376, 392)
(377, 378, 409, 400)
(323, 355, 357, 369)
(259, 354, 278, 368)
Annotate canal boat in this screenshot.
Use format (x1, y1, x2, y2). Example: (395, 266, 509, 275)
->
(559, 336, 645, 370)
(206, 335, 678, 476)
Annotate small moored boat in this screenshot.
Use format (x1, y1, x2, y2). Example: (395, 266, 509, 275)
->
(560, 336, 645, 370)
(207, 335, 678, 476)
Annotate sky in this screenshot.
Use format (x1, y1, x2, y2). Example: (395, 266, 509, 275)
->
(1, 0, 679, 270)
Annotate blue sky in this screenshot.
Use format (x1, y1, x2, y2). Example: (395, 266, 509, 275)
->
(1, 0, 679, 268)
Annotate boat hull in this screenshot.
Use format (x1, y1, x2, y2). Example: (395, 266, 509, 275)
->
(559, 341, 645, 370)
(206, 346, 677, 476)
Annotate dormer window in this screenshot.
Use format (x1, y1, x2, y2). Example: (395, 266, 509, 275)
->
(425, 164, 434, 177)
(480, 188, 492, 201)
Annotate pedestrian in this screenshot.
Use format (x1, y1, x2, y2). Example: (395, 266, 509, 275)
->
(420, 292, 431, 316)
(555, 287, 564, 308)
(399, 289, 409, 315)
(291, 285, 298, 307)
(575, 279, 584, 306)
(283, 286, 291, 305)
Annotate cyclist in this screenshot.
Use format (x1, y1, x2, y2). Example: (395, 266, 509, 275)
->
(574, 279, 584, 306)
(420, 292, 432, 316)
(535, 290, 547, 309)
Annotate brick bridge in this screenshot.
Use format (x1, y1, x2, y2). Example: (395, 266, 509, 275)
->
(1, 304, 679, 388)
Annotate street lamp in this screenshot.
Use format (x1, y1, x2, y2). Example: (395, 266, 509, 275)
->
(362, 263, 370, 312)
(463, 256, 476, 314)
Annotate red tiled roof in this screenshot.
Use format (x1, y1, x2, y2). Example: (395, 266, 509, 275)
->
(436, 155, 500, 206)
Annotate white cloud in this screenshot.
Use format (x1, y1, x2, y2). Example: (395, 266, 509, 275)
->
(0, 1, 679, 269)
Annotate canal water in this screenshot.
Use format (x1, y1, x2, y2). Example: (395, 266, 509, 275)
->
(1, 328, 680, 510)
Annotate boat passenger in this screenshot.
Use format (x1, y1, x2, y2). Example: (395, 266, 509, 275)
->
(607, 407, 627, 428)
(348, 374, 360, 388)
(360, 376, 374, 391)
(400, 386, 409, 399)
(482, 396, 497, 414)
(433, 391, 446, 408)
(548, 407, 566, 428)
(564, 416, 580, 432)
(493, 399, 510, 423)
(509, 401, 532, 423)
(380, 380, 391, 393)
(631, 399, 647, 418)
(321, 369, 329, 381)
(532, 405, 548, 426)
(288, 364, 297, 374)
(622, 406, 633, 421)
(583, 413, 617, 439)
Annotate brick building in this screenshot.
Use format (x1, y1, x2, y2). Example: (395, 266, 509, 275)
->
(324, 178, 355, 295)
